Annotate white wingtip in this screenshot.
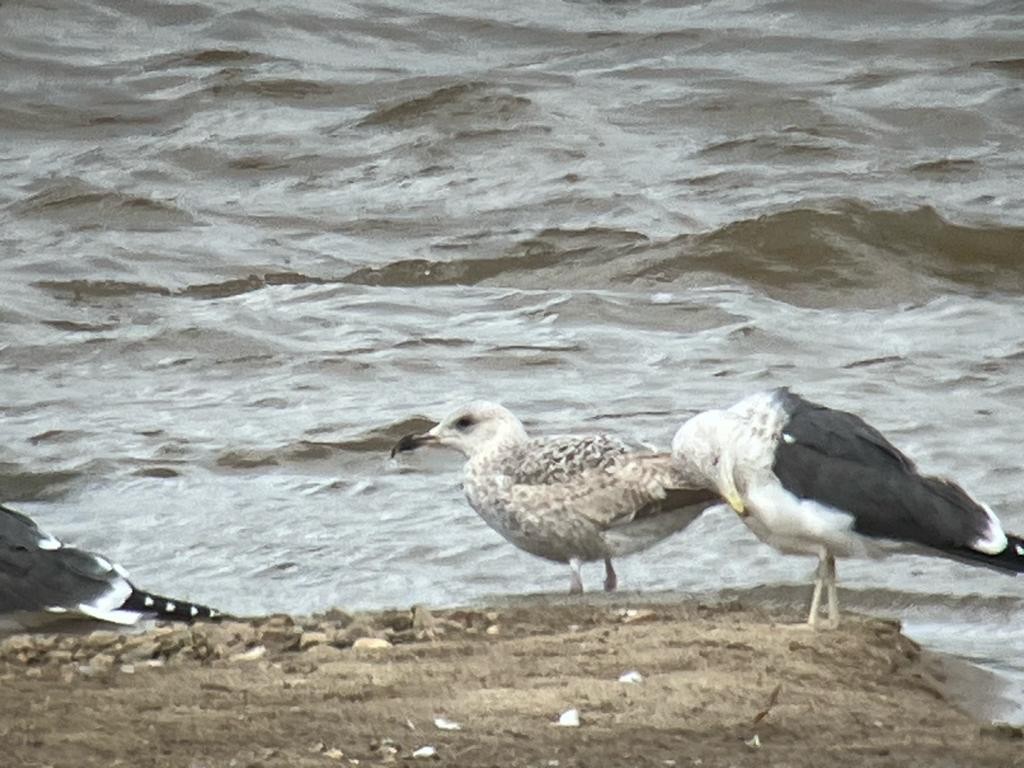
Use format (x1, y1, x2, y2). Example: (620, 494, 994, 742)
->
(75, 577, 134, 624)
(972, 503, 1008, 555)
(76, 603, 142, 625)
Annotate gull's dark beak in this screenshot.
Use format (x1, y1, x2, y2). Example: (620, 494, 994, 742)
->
(390, 432, 438, 458)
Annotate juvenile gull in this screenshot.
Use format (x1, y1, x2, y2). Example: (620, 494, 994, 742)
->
(1, 503, 220, 632)
(392, 402, 719, 594)
(671, 388, 1024, 628)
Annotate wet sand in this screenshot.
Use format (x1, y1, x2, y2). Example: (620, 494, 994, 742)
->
(1, 597, 1021, 768)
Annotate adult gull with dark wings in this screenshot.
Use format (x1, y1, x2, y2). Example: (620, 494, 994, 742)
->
(671, 388, 1024, 628)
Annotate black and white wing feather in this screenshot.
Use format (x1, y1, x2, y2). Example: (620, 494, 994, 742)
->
(1, 504, 220, 628)
(773, 393, 1019, 569)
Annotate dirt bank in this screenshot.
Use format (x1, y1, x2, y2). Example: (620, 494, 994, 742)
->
(1, 597, 1020, 768)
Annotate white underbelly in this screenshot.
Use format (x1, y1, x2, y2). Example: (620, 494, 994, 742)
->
(744, 482, 886, 560)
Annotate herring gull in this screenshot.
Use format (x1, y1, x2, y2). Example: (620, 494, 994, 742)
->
(671, 388, 1024, 628)
(1, 503, 220, 632)
(392, 401, 719, 594)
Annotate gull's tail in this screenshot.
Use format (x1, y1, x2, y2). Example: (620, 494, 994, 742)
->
(941, 534, 1024, 576)
(117, 587, 220, 623)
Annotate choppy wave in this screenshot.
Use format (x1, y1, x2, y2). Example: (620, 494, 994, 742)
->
(333, 202, 1024, 304)
(12, 179, 195, 231)
(358, 82, 535, 129)
(23, 200, 1022, 306)
(640, 203, 1024, 299)
(0, 466, 81, 502)
(141, 48, 274, 71)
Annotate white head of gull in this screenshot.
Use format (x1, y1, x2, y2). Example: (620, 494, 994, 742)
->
(393, 401, 720, 594)
(671, 388, 1024, 629)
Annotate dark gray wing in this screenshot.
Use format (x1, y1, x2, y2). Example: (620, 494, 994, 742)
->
(0, 504, 220, 625)
(776, 390, 914, 473)
(503, 434, 631, 485)
(0, 504, 132, 618)
(773, 394, 997, 552)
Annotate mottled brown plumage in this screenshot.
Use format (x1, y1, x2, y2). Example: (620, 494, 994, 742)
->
(393, 402, 719, 593)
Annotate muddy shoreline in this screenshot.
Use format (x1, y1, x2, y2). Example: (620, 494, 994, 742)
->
(2, 597, 1021, 768)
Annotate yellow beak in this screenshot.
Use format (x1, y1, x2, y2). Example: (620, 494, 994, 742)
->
(725, 490, 746, 516)
(716, 456, 749, 518)
(719, 468, 746, 516)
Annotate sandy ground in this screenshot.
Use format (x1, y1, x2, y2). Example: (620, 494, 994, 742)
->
(1, 596, 1021, 768)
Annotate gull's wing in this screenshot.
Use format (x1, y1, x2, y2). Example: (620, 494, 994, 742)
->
(1, 504, 136, 622)
(775, 390, 915, 473)
(505, 452, 720, 531)
(503, 434, 632, 484)
(1, 504, 220, 628)
(772, 395, 1005, 555)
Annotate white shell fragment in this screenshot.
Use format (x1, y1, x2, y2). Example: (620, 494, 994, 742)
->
(618, 670, 644, 684)
(556, 708, 580, 727)
(412, 746, 437, 759)
(433, 717, 462, 731)
(352, 637, 392, 650)
(745, 734, 761, 749)
(230, 645, 267, 662)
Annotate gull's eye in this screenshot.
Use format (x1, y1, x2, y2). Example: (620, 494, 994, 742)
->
(454, 416, 474, 431)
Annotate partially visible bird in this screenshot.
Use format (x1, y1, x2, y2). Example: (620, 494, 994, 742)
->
(1, 503, 220, 633)
(392, 401, 720, 594)
(671, 388, 1024, 628)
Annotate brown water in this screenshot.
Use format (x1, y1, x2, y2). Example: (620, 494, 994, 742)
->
(2, 0, 1023, 718)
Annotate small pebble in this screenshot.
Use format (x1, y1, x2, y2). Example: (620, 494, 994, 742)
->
(433, 717, 462, 731)
(618, 670, 643, 684)
(412, 745, 437, 759)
